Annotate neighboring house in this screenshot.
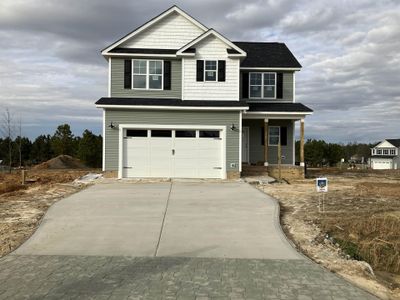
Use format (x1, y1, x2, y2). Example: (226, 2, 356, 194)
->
(96, 6, 313, 179)
(370, 139, 400, 170)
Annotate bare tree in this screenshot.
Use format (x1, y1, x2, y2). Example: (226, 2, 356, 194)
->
(18, 117, 22, 168)
(0, 109, 15, 172)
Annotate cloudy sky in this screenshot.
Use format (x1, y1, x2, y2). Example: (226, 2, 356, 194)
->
(0, 0, 399, 142)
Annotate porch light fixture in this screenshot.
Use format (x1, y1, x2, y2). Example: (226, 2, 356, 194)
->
(108, 122, 116, 129)
(230, 124, 238, 131)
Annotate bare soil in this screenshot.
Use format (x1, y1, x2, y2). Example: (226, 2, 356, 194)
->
(0, 169, 96, 257)
(258, 169, 400, 300)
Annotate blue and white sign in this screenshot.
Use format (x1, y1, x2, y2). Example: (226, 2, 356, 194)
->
(316, 177, 328, 193)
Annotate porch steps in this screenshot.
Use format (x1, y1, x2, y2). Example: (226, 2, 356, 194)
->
(241, 165, 269, 177)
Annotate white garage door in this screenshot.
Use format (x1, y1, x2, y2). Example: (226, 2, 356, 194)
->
(122, 128, 223, 178)
(372, 159, 393, 170)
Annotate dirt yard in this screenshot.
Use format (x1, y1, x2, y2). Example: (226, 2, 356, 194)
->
(258, 169, 400, 300)
(0, 169, 97, 257)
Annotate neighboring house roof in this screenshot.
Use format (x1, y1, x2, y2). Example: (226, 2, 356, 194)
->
(233, 42, 302, 68)
(372, 139, 400, 148)
(96, 98, 248, 108)
(386, 139, 400, 147)
(176, 29, 246, 57)
(247, 103, 313, 113)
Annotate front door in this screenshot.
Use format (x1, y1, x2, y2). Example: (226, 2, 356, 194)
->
(242, 127, 249, 163)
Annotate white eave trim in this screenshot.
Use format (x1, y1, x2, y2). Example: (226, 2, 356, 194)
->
(246, 111, 313, 115)
(240, 67, 301, 71)
(101, 6, 208, 56)
(103, 53, 177, 58)
(96, 105, 249, 111)
(176, 29, 247, 57)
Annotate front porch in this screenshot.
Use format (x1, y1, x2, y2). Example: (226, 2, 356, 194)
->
(240, 109, 309, 179)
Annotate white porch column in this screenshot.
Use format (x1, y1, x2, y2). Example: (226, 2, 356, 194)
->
(300, 118, 305, 167)
(264, 118, 269, 166)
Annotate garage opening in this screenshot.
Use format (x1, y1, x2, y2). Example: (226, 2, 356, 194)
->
(122, 127, 224, 178)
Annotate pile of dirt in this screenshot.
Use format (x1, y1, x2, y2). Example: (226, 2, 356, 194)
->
(34, 155, 87, 170)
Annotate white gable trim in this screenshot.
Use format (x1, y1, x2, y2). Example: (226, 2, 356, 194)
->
(101, 6, 208, 55)
(375, 140, 397, 148)
(176, 29, 247, 57)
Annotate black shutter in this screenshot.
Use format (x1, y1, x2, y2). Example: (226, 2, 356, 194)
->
(218, 60, 226, 81)
(242, 72, 249, 98)
(124, 60, 132, 89)
(196, 60, 204, 81)
(280, 126, 287, 146)
(163, 61, 171, 90)
(277, 73, 283, 99)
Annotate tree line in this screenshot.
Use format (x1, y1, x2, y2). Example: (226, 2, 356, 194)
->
(0, 123, 102, 169)
(295, 139, 375, 167)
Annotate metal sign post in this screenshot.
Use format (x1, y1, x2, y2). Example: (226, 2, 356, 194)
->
(316, 177, 328, 213)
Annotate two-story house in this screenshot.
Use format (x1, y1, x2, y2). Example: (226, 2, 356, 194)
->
(370, 139, 400, 169)
(96, 6, 313, 179)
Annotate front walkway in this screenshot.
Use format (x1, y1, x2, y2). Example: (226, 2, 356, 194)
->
(0, 182, 377, 299)
(0, 255, 377, 299)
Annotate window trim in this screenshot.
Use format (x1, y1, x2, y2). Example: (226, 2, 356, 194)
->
(249, 72, 277, 99)
(268, 126, 280, 146)
(132, 59, 164, 90)
(204, 60, 218, 82)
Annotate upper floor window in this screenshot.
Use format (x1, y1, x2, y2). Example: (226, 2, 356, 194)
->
(390, 149, 396, 155)
(132, 60, 163, 90)
(205, 60, 217, 81)
(196, 60, 226, 82)
(249, 72, 276, 99)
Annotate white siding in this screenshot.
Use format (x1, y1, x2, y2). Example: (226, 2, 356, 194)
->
(375, 140, 396, 148)
(120, 12, 205, 49)
(182, 35, 240, 101)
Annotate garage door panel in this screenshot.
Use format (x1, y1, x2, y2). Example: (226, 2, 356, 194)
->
(123, 128, 223, 179)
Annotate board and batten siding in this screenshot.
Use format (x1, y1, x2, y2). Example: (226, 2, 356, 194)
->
(104, 109, 240, 173)
(240, 71, 294, 102)
(243, 119, 295, 165)
(110, 58, 182, 98)
(120, 12, 205, 49)
(182, 35, 240, 101)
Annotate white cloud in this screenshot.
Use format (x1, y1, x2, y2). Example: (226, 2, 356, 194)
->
(0, 0, 399, 142)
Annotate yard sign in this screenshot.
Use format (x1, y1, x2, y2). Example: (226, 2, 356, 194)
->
(316, 177, 328, 193)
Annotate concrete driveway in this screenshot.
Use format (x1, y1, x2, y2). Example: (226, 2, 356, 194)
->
(15, 181, 301, 259)
(3, 181, 378, 299)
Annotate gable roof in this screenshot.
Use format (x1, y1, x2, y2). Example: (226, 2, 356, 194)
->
(101, 6, 208, 55)
(233, 42, 302, 68)
(176, 29, 246, 57)
(386, 139, 400, 147)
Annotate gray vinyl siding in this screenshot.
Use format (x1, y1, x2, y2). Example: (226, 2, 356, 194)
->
(110, 58, 182, 98)
(240, 71, 294, 101)
(104, 109, 240, 172)
(243, 119, 294, 165)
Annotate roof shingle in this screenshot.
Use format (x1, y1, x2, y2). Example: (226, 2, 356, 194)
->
(233, 42, 302, 68)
